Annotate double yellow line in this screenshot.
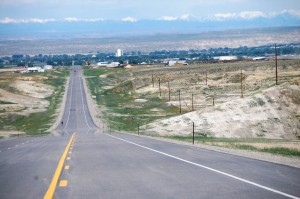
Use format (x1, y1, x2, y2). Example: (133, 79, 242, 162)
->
(44, 133, 76, 199)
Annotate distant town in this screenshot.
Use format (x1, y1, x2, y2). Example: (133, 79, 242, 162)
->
(1, 43, 299, 70)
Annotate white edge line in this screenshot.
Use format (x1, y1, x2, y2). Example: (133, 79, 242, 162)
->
(63, 76, 74, 131)
(79, 74, 92, 130)
(105, 133, 300, 199)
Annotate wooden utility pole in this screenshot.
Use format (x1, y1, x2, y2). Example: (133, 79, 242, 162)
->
(240, 69, 244, 98)
(152, 74, 154, 87)
(168, 81, 171, 101)
(192, 122, 195, 145)
(158, 78, 161, 96)
(178, 90, 182, 114)
(192, 93, 194, 111)
(212, 96, 215, 106)
(205, 70, 208, 85)
(275, 44, 278, 85)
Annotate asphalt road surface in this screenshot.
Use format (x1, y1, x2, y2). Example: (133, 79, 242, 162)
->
(1, 67, 300, 199)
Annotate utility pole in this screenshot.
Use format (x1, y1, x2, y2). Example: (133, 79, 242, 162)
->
(178, 90, 182, 114)
(192, 93, 194, 111)
(192, 122, 195, 145)
(152, 74, 154, 87)
(205, 70, 208, 85)
(168, 81, 171, 101)
(240, 69, 244, 98)
(158, 78, 161, 96)
(275, 44, 278, 85)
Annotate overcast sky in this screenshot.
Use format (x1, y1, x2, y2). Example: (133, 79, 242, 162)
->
(0, 0, 300, 22)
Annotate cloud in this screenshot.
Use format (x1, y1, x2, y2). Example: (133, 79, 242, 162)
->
(159, 14, 191, 21)
(0, 17, 106, 24)
(212, 11, 266, 20)
(159, 16, 178, 21)
(64, 17, 80, 22)
(281, 9, 300, 17)
(121, 17, 138, 22)
(179, 14, 191, 20)
(239, 11, 265, 19)
(0, 17, 56, 24)
(63, 17, 104, 22)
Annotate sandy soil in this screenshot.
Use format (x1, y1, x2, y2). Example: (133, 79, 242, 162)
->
(12, 80, 53, 98)
(0, 88, 50, 115)
(143, 83, 300, 139)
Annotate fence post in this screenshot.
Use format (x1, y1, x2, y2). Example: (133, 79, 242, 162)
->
(193, 122, 195, 145)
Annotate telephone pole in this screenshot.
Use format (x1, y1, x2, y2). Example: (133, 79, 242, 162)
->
(275, 44, 278, 85)
(240, 69, 244, 98)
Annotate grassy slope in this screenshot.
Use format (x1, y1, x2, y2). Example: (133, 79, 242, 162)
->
(0, 68, 69, 134)
(84, 67, 179, 132)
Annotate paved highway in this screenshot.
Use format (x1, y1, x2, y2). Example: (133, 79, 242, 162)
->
(0, 67, 300, 199)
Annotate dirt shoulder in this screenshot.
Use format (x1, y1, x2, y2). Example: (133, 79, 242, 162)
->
(114, 131, 300, 169)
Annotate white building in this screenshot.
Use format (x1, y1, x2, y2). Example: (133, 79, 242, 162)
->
(107, 62, 120, 68)
(214, 56, 238, 61)
(44, 65, 53, 70)
(116, 49, 123, 57)
(27, 67, 45, 73)
(97, 62, 108, 67)
(252, 57, 267, 61)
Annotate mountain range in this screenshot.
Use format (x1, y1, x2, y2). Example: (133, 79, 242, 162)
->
(0, 12, 300, 40)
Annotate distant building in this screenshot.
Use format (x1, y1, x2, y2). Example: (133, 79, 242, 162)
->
(27, 67, 45, 73)
(116, 49, 123, 57)
(214, 56, 238, 61)
(44, 65, 53, 70)
(165, 59, 188, 66)
(252, 56, 267, 61)
(107, 62, 120, 68)
(97, 62, 108, 67)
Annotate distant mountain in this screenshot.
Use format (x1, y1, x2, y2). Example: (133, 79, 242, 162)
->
(1, 26, 299, 56)
(0, 13, 300, 40)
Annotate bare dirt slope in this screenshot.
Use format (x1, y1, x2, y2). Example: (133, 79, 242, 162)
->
(0, 74, 54, 137)
(144, 82, 300, 139)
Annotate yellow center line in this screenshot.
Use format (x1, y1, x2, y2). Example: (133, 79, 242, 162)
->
(44, 132, 76, 199)
(59, 180, 68, 187)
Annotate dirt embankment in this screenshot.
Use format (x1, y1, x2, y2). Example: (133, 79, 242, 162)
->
(144, 83, 300, 139)
(0, 76, 54, 137)
(0, 80, 53, 116)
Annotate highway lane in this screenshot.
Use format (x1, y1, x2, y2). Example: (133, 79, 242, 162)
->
(1, 66, 300, 199)
(54, 67, 300, 199)
(0, 136, 69, 199)
(54, 132, 300, 199)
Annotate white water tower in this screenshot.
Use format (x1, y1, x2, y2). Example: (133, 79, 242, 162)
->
(116, 49, 123, 57)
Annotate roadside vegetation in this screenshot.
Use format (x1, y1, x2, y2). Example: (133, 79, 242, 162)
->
(164, 136, 300, 156)
(84, 59, 300, 156)
(0, 68, 69, 135)
(84, 67, 179, 132)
